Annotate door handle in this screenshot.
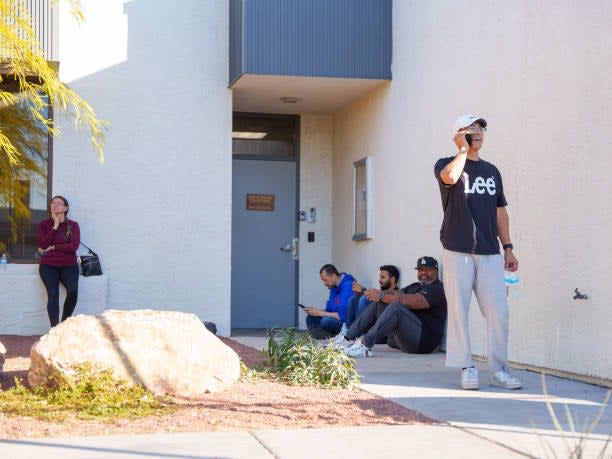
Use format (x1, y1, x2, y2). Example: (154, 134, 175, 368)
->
(280, 238, 299, 260)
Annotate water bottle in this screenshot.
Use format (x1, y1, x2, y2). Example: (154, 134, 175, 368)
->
(504, 270, 519, 286)
(0, 253, 8, 272)
(504, 270, 521, 300)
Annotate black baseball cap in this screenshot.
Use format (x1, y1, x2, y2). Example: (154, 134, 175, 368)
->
(414, 256, 439, 270)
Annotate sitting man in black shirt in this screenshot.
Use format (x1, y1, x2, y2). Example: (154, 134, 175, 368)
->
(334, 256, 447, 358)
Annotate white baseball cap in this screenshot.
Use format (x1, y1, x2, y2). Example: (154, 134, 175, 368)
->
(452, 114, 487, 135)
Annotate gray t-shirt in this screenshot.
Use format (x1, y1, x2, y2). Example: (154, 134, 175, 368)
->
(434, 156, 507, 255)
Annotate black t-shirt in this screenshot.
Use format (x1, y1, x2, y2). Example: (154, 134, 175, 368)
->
(434, 157, 507, 255)
(402, 280, 447, 353)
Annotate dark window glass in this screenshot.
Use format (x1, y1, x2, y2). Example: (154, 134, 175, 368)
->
(232, 115, 296, 157)
(0, 89, 50, 262)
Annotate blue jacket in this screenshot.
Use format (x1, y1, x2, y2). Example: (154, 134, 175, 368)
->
(325, 273, 355, 322)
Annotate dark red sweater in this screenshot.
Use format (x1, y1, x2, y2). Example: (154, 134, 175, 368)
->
(37, 218, 81, 267)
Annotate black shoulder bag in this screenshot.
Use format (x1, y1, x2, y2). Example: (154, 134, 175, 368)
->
(79, 242, 103, 277)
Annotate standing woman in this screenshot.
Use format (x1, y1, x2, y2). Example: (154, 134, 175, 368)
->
(37, 195, 81, 327)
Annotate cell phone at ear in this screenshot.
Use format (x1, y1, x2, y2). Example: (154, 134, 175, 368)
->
(465, 133, 473, 146)
(298, 304, 306, 309)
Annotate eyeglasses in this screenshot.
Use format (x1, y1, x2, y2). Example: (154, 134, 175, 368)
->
(465, 125, 487, 133)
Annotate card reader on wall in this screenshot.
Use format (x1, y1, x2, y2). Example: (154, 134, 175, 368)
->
(307, 207, 316, 223)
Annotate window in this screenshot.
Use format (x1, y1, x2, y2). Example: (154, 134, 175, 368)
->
(0, 86, 50, 261)
(352, 157, 372, 240)
(232, 114, 297, 158)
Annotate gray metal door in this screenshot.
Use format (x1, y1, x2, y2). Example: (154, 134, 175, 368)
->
(231, 160, 297, 329)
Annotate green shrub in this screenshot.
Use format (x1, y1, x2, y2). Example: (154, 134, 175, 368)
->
(263, 328, 360, 389)
(0, 363, 172, 421)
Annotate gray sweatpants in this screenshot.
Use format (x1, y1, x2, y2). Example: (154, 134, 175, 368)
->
(442, 248, 508, 373)
(347, 302, 423, 352)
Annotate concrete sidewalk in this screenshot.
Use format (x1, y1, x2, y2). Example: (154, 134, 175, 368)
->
(0, 425, 524, 459)
(1, 336, 610, 458)
(354, 343, 611, 458)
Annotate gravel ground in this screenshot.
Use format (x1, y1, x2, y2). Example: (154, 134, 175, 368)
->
(0, 334, 434, 439)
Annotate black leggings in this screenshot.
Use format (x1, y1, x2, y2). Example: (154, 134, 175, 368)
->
(39, 264, 79, 327)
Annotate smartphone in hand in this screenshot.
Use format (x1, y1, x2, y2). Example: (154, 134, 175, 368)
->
(298, 303, 306, 309)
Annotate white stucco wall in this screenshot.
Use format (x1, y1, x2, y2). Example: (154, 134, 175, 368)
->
(298, 115, 334, 327)
(332, 1, 612, 380)
(50, 0, 232, 334)
(0, 264, 108, 335)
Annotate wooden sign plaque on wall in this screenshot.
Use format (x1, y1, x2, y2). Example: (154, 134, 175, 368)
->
(246, 193, 275, 211)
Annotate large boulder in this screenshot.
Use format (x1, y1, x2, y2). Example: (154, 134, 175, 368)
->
(0, 340, 5, 372)
(28, 309, 240, 397)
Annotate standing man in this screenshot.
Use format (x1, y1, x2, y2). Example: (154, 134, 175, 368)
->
(303, 264, 354, 339)
(434, 114, 521, 390)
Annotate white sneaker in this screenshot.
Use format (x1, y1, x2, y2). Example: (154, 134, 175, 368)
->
(490, 367, 522, 389)
(327, 333, 353, 349)
(461, 367, 479, 390)
(345, 339, 373, 358)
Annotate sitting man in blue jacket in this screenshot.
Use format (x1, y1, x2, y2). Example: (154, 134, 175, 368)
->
(303, 264, 355, 339)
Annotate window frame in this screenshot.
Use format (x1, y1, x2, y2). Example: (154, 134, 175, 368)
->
(0, 85, 53, 263)
(352, 156, 372, 241)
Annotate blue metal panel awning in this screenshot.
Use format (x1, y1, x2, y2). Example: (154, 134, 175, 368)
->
(230, 0, 392, 86)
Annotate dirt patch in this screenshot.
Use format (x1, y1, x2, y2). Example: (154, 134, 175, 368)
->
(0, 334, 435, 439)
(0, 334, 37, 391)
(219, 336, 265, 368)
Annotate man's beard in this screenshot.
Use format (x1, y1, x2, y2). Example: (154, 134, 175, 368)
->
(419, 277, 434, 286)
(380, 282, 392, 290)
